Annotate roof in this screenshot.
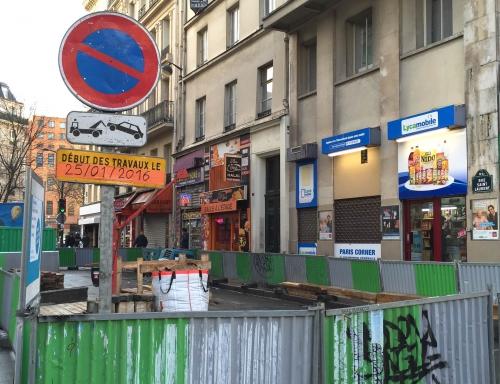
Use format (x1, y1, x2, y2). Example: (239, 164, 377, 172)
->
(0, 82, 16, 102)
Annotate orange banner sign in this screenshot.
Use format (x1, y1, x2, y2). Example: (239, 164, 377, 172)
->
(56, 149, 166, 188)
(201, 200, 237, 214)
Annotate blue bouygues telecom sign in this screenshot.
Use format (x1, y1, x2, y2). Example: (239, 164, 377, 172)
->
(321, 127, 380, 155)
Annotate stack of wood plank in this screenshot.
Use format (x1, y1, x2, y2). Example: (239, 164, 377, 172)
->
(40, 271, 64, 291)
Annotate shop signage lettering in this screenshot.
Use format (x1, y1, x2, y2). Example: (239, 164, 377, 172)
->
(334, 243, 381, 259)
(201, 200, 237, 214)
(401, 112, 438, 135)
(200, 186, 247, 204)
(321, 127, 380, 155)
(472, 169, 492, 193)
(175, 167, 203, 187)
(225, 154, 241, 182)
(182, 211, 201, 220)
(56, 149, 166, 188)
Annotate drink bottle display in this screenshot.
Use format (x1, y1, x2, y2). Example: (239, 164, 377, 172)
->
(407, 142, 448, 186)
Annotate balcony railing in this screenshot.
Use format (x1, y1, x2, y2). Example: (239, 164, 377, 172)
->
(141, 100, 174, 129)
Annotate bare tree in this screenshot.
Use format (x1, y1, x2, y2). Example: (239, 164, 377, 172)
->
(0, 100, 44, 202)
(47, 177, 85, 206)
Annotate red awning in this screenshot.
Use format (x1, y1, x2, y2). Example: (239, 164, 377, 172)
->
(146, 183, 173, 214)
(132, 190, 156, 205)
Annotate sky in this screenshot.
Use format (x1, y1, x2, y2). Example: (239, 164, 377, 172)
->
(1, 1, 90, 118)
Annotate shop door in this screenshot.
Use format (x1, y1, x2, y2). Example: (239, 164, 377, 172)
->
(211, 213, 239, 251)
(404, 197, 467, 261)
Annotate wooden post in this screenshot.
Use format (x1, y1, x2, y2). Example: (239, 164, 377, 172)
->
(137, 257, 143, 294)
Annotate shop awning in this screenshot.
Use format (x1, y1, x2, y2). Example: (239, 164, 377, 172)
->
(146, 183, 173, 214)
(132, 190, 156, 205)
(387, 104, 465, 141)
(321, 127, 380, 157)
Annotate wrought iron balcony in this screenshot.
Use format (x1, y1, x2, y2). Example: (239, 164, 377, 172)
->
(141, 100, 174, 130)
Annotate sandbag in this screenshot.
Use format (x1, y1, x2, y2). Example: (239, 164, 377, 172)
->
(159, 269, 209, 312)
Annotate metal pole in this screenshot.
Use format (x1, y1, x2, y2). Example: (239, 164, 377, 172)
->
(98, 158, 114, 313)
(59, 182, 64, 248)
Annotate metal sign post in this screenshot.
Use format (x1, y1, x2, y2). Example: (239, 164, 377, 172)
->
(58, 12, 161, 313)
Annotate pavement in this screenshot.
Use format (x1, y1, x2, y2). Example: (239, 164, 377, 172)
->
(0, 330, 14, 384)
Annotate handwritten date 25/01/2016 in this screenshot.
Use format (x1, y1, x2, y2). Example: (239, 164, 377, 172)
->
(63, 163, 151, 182)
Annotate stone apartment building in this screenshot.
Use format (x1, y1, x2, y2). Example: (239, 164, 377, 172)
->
(262, 0, 500, 262)
(30, 116, 83, 238)
(173, 0, 290, 252)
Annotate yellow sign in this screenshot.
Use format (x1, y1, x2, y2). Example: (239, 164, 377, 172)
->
(56, 149, 166, 188)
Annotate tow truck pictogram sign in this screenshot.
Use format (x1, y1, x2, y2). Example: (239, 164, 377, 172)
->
(66, 111, 147, 147)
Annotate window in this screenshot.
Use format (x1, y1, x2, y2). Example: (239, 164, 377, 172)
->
(36, 152, 43, 167)
(37, 119, 44, 128)
(195, 97, 206, 140)
(37, 132, 44, 139)
(161, 17, 170, 54)
(46, 201, 53, 215)
(48, 120, 55, 128)
(264, 0, 276, 16)
(68, 205, 75, 216)
(258, 63, 273, 117)
(36, 143, 43, 148)
(47, 178, 55, 188)
(224, 81, 237, 130)
(300, 39, 317, 94)
(150, 148, 158, 157)
(47, 133, 54, 140)
(346, 9, 373, 76)
(59, 122, 66, 129)
(416, 0, 453, 47)
(59, 133, 65, 139)
(227, 5, 240, 47)
(197, 28, 208, 66)
(48, 153, 55, 167)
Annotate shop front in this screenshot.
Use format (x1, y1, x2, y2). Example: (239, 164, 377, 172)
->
(200, 186, 249, 251)
(199, 135, 251, 252)
(321, 127, 382, 258)
(388, 104, 467, 262)
(78, 202, 101, 247)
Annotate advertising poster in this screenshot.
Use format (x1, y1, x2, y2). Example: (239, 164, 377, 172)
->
(0, 203, 23, 227)
(472, 198, 498, 240)
(381, 205, 400, 239)
(319, 211, 333, 240)
(296, 160, 317, 208)
(211, 138, 239, 167)
(397, 130, 467, 199)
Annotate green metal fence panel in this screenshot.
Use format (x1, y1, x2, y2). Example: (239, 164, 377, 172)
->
(351, 260, 382, 293)
(58, 249, 76, 268)
(0, 227, 56, 251)
(37, 318, 189, 384)
(266, 253, 286, 285)
(92, 248, 100, 263)
(305, 256, 330, 286)
(0, 227, 23, 252)
(0, 253, 4, 269)
(208, 251, 224, 279)
(414, 263, 458, 296)
(42, 228, 57, 251)
(236, 253, 252, 283)
(127, 247, 145, 261)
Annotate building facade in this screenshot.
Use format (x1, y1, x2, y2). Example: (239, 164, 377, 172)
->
(30, 116, 84, 240)
(262, 0, 499, 261)
(174, 0, 290, 252)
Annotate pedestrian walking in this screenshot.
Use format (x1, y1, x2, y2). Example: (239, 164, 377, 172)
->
(134, 231, 148, 248)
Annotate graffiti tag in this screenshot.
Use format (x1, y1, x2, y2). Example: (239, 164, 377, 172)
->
(253, 254, 272, 278)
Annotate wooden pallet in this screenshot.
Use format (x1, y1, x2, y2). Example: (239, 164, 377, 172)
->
(39, 301, 87, 316)
(120, 254, 211, 294)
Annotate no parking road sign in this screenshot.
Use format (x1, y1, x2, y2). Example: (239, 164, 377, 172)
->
(59, 12, 160, 111)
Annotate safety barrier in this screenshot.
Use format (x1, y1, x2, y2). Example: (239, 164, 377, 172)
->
(458, 262, 500, 301)
(323, 292, 493, 384)
(0, 269, 20, 347)
(0, 227, 57, 252)
(36, 309, 320, 384)
(0, 251, 59, 272)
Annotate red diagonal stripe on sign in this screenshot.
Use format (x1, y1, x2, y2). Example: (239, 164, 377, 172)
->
(77, 43, 143, 80)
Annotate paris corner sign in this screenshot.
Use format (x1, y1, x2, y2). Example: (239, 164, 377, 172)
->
(190, 0, 208, 13)
(472, 169, 493, 193)
(59, 12, 160, 111)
